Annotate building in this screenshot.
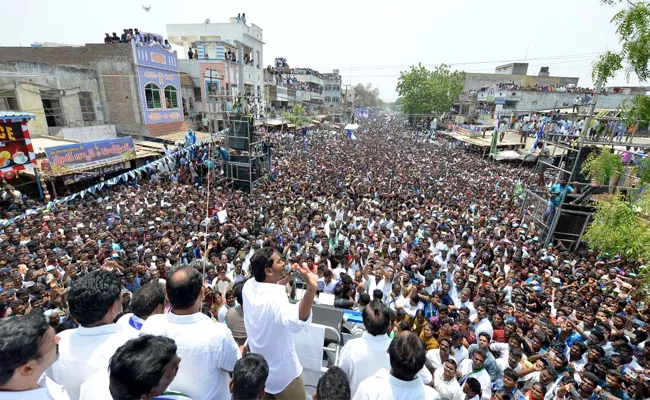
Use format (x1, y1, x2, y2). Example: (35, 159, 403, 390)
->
(323, 70, 342, 108)
(264, 59, 327, 112)
(293, 68, 324, 108)
(0, 61, 115, 139)
(166, 17, 265, 121)
(0, 39, 187, 137)
(457, 63, 640, 119)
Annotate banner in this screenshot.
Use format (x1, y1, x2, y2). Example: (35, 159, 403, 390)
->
(0, 121, 32, 170)
(62, 161, 130, 185)
(455, 124, 480, 137)
(44, 137, 137, 176)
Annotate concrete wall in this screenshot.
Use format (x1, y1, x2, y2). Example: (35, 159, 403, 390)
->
(0, 44, 145, 135)
(515, 91, 637, 111)
(0, 61, 104, 137)
(50, 124, 116, 141)
(477, 89, 637, 112)
(464, 73, 580, 92)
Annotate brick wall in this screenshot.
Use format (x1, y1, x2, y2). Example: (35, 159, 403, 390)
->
(0, 44, 133, 66)
(0, 45, 144, 134)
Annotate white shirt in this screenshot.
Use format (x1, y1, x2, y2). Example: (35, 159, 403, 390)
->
(217, 304, 229, 323)
(50, 324, 137, 400)
(458, 359, 491, 399)
(1, 374, 70, 400)
(79, 371, 111, 400)
(474, 317, 493, 342)
(140, 312, 240, 400)
(318, 277, 337, 295)
(116, 313, 145, 333)
(338, 333, 392, 395)
(353, 368, 439, 400)
(450, 345, 469, 365)
(432, 368, 464, 400)
(426, 349, 448, 370)
(242, 279, 312, 394)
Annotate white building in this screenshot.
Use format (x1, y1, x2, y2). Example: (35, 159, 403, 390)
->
(167, 17, 265, 109)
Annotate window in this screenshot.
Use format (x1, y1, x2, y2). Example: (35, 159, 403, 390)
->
(193, 87, 202, 101)
(145, 84, 162, 109)
(0, 90, 19, 111)
(164, 85, 179, 109)
(78, 92, 95, 121)
(41, 91, 66, 127)
(324, 85, 331, 91)
(333, 85, 340, 91)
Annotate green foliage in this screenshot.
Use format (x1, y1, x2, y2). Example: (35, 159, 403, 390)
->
(596, 0, 650, 83)
(639, 156, 650, 184)
(580, 147, 624, 184)
(592, 51, 624, 84)
(584, 189, 650, 260)
(283, 104, 311, 127)
(620, 95, 650, 125)
(353, 83, 381, 108)
(396, 63, 465, 117)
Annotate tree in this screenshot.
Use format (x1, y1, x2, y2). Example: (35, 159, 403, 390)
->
(583, 191, 650, 261)
(353, 83, 380, 108)
(583, 0, 650, 265)
(594, 0, 650, 122)
(284, 104, 311, 127)
(396, 63, 465, 118)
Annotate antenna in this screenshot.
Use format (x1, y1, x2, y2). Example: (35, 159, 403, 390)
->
(205, 18, 210, 24)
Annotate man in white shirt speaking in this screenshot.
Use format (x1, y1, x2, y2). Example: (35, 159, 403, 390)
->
(140, 265, 240, 400)
(338, 299, 392, 395)
(51, 270, 137, 400)
(352, 331, 438, 400)
(243, 247, 318, 400)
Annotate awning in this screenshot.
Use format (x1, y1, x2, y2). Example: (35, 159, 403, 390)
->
(0, 111, 36, 123)
(344, 123, 359, 131)
(157, 131, 210, 142)
(286, 123, 297, 128)
(264, 119, 284, 126)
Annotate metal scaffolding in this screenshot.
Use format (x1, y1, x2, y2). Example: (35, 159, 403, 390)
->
(520, 119, 645, 250)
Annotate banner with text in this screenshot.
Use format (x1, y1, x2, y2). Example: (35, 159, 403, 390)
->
(0, 121, 32, 170)
(44, 137, 137, 176)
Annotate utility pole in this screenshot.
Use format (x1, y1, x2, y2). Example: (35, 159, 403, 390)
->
(342, 84, 352, 123)
(578, 78, 602, 144)
(238, 42, 245, 101)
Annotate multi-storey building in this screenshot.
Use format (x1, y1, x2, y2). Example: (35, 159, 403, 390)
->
(167, 17, 265, 119)
(323, 70, 342, 108)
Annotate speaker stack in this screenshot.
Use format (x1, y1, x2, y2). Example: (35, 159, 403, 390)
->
(227, 115, 254, 150)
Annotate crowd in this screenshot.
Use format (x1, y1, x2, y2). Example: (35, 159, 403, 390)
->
(103, 29, 171, 49)
(1, 115, 650, 400)
(491, 82, 607, 95)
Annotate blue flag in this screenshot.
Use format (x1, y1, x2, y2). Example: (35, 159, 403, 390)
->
(529, 122, 546, 154)
(302, 136, 307, 152)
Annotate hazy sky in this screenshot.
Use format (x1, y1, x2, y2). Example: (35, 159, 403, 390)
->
(1, 0, 641, 100)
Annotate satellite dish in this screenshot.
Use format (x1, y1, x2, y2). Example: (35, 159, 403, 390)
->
(205, 18, 210, 24)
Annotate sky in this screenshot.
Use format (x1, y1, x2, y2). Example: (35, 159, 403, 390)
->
(0, 0, 642, 101)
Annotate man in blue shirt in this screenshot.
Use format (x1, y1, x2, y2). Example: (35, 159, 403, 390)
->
(542, 178, 576, 224)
